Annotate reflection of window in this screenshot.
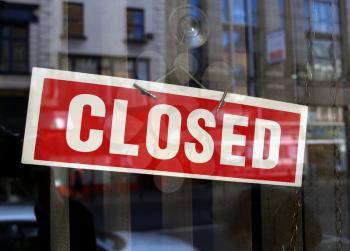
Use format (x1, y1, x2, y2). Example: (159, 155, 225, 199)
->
(232, 0, 247, 25)
(233, 29, 246, 52)
(304, 0, 340, 34)
(68, 56, 100, 74)
(221, 0, 257, 26)
(128, 58, 149, 80)
(278, 0, 285, 28)
(0, 24, 28, 74)
(222, 29, 247, 84)
(63, 3, 84, 37)
(221, 0, 257, 85)
(127, 9, 145, 41)
(304, 0, 342, 80)
(189, 0, 204, 83)
(221, 0, 230, 22)
(312, 40, 341, 80)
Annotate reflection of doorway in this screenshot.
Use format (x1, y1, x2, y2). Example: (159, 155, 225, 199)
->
(308, 144, 339, 180)
(304, 142, 348, 251)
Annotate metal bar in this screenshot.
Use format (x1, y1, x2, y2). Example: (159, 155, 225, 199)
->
(133, 83, 157, 100)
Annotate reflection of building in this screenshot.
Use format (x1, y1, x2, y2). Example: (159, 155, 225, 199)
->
(0, 0, 40, 133)
(1, 0, 166, 191)
(0, 0, 165, 86)
(57, 0, 166, 81)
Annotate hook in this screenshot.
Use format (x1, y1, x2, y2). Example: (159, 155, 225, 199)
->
(216, 89, 228, 114)
(133, 83, 157, 100)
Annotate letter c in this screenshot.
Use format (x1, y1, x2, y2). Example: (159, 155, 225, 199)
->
(66, 94, 105, 152)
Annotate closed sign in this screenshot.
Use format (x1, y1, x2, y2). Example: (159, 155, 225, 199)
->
(22, 68, 308, 186)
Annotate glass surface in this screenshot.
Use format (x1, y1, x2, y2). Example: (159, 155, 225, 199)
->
(1, 0, 350, 251)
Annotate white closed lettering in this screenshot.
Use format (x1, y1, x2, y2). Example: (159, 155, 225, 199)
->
(110, 99, 139, 156)
(66, 94, 105, 152)
(146, 104, 182, 160)
(220, 114, 248, 167)
(252, 118, 281, 169)
(65, 94, 282, 169)
(185, 109, 215, 163)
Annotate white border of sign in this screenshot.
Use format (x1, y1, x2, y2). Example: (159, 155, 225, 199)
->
(22, 68, 308, 187)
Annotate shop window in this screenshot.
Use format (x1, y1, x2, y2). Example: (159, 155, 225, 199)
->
(127, 8, 145, 41)
(0, 24, 29, 74)
(68, 56, 100, 74)
(127, 58, 149, 80)
(63, 3, 85, 38)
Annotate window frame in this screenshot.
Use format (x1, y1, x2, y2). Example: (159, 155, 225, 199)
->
(63, 2, 86, 39)
(0, 23, 30, 75)
(126, 8, 146, 43)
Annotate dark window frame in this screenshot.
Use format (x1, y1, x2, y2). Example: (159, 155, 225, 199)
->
(0, 22, 30, 75)
(63, 2, 86, 39)
(126, 8, 146, 43)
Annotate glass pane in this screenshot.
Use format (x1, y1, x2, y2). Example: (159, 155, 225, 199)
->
(312, 40, 342, 80)
(128, 26, 144, 40)
(72, 57, 99, 74)
(0, 41, 9, 71)
(128, 10, 144, 26)
(278, 0, 285, 28)
(222, 30, 230, 64)
(221, 0, 229, 22)
(136, 60, 149, 80)
(232, 0, 246, 25)
(305, 0, 341, 34)
(127, 60, 135, 78)
(12, 27, 27, 39)
(12, 41, 28, 72)
(13, 42, 27, 62)
(68, 21, 83, 36)
(233, 30, 246, 52)
(68, 4, 83, 19)
(67, 4, 83, 35)
(313, 2, 332, 33)
(313, 40, 332, 59)
(1, 26, 10, 38)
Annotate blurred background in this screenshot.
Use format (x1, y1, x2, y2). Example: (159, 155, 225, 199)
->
(0, 0, 350, 250)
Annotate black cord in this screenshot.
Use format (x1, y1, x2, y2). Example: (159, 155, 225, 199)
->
(0, 124, 23, 139)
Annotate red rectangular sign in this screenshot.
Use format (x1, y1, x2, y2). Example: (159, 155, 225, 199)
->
(22, 68, 308, 186)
